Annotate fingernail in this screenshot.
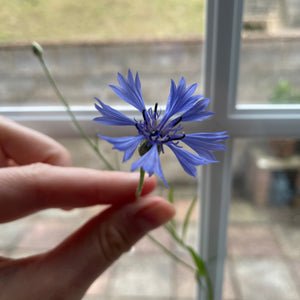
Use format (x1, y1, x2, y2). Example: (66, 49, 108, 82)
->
(128, 172, 149, 180)
(127, 172, 143, 180)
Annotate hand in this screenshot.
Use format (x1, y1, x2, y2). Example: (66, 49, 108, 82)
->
(0, 116, 175, 300)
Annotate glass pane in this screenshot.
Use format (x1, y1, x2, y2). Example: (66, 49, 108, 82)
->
(224, 138, 300, 299)
(237, 0, 300, 105)
(0, 1, 205, 107)
(0, 137, 200, 299)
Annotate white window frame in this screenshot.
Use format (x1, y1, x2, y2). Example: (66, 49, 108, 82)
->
(1, 1, 300, 300)
(199, 1, 300, 300)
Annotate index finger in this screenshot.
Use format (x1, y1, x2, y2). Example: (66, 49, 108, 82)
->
(0, 116, 71, 166)
(0, 164, 157, 223)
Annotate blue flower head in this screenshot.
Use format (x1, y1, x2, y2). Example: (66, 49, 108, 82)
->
(94, 70, 228, 186)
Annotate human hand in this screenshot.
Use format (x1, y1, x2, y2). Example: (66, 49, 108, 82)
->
(0, 116, 175, 300)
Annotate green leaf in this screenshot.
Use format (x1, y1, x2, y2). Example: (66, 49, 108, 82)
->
(147, 233, 195, 273)
(168, 187, 176, 229)
(195, 272, 204, 287)
(181, 195, 197, 240)
(168, 186, 174, 203)
(188, 247, 213, 300)
(186, 246, 205, 275)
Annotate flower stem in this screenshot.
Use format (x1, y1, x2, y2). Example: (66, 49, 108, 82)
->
(164, 224, 213, 300)
(32, 42, 114, 171)
(147, 233, 196, 272)
(136, 168, 145, 199)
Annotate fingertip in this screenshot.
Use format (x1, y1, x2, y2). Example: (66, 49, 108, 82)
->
(140, 174, 157, 196)
(133, 196, 175, 231)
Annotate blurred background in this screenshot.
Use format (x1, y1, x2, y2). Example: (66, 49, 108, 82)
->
(0, 1, 300, 299)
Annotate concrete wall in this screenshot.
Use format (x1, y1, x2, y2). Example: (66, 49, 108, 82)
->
(238, 36, 300, 104)
(0, 36, 299, 108)
(0, 40, 203, 107)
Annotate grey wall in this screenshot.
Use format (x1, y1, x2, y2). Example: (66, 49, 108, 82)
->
(0, 36, 299, 107)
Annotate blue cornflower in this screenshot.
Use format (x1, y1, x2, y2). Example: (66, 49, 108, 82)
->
(94, 70, 228, 186)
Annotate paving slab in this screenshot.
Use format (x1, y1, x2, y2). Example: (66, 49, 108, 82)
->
(228, 224, 282, 257)
(173, 222, 198, 256)
(273, 223, 300, 259)
(222, 261, 237, 300)
(174, 255, 197, 299)
(0, 218, 31, 249)
(8, 247, 47, 259)
(16, 218, 77, 251)
(229, 199, 270, 224)
(234, 258, 299, 300)
(289, 259, 300, 295)
(134, 227, 173, 254)
(109, 253, 173, 298)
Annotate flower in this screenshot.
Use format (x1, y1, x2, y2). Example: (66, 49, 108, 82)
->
(94, 70, 228, 186)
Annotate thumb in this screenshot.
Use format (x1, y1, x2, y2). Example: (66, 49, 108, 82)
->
(27, 196, 174, 299)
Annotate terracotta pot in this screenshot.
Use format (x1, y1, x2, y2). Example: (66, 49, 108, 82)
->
(269, 139, 296, 157)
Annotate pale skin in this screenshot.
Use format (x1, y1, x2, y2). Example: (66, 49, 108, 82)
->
(0, 116, 175, 300)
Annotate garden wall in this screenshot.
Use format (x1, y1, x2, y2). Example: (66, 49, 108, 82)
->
(0, 36, 299, 107)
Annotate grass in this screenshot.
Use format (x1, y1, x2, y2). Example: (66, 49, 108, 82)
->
(0, 0, 205, 43)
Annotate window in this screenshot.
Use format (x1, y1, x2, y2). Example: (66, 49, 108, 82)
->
(1, 1, 299, 299)
(199, 1, 300, 299)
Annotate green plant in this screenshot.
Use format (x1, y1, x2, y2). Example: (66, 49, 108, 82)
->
(269, 79, 300, 104)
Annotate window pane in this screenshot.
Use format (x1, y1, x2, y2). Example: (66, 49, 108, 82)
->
(0, 1, 205, 108)
(225, 138, 300, 299)
(236, 0, 300, 106)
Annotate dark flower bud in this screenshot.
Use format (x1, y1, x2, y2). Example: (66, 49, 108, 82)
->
(138, 139, 152, 156)
(138, 139, 162, 157)
(32, 41, 44, 58)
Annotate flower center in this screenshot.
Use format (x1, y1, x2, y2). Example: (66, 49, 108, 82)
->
(135, 103, 185, 146)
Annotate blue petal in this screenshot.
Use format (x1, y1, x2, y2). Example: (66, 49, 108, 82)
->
(182, 132, 229, 160)
(131, 145, 168, 187)
(185, 132, 229, 143)
(98, 135, 144, 162)
(94, 98, 136, 126)
(161, 78, 202, 125)
(109, 70, 146, 113)
(181, 98, 215, 122)
(168, 144, 213, 177)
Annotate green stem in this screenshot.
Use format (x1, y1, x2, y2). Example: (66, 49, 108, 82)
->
(164, 224, 213, 300)
(147, 234, 196, 272)
(135, 168, 145, 199)
(33, 45, 114, 170)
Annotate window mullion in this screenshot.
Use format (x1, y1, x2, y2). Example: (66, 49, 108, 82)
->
(198, 0, 243, 299)
(198, 141, 233, 300)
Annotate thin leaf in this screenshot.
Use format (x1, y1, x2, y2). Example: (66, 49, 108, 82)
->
(147, 234, 195, 272)
(168, 187, 176, 229)
(186, 246, 205, 275)
(168, 186, 174, 204)
(181, 195, 197, 240)
(163, 223, 213, 300)
(187, 246, 213, 300)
